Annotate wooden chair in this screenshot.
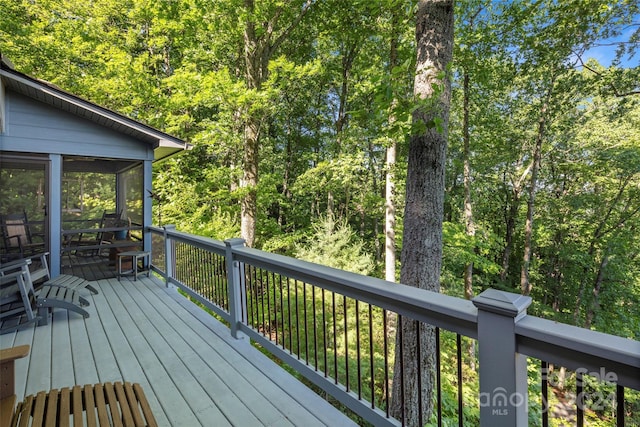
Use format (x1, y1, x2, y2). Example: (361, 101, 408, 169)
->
(0, 345, 158, 427)
(0, 212, 45, 260)
(0, 259, 89, 333)
(72, 211, 122, 257)
(0, 270, 41, 333)
(2, 252, 99, 296)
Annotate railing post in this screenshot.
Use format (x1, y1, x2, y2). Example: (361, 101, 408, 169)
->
(473, 289, 532, 427)
(225, 238, 247, 341)
(163, 225, 176, 288)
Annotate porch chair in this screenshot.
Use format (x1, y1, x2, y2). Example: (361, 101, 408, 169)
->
(0, 269, 41, 333)
(2, 252, 99, 296)
(0, 345, 158, 427)
(0, 258, 89, 334)
(98, 212, 127, 257)
(72, 210, 122, 257)
(0, 212, 45, 260)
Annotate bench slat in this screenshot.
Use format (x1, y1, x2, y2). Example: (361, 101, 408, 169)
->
(58, 388, 70, 427)
(115, 382, 135, 426)
(43, 389, 57, 427)
(93, 383, 110, 427)
(104, 382, 123, 427)
(71, 386, 83, 427)
(31, 391, 47, 426)
(124, 383, 145, 427)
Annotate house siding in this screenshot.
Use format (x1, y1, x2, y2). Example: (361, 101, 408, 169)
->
(0, 91, 154, 161)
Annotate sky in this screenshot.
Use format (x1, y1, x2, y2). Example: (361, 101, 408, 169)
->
(581, 21, 639, 68)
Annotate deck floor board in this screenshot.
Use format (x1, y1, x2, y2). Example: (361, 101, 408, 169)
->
(0, 271, 357, 427)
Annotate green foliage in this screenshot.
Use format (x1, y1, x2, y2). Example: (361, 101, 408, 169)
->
(2, 0, 640, 424)
(295, 215, 374, 276)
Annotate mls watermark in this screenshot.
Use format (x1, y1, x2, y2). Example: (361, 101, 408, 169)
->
(479, 367, 620, 415)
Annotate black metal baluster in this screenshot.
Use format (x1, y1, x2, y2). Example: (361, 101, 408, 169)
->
(321, 287, 327, 376)
(542, 360, 549, 427)
(259, 268, 267, 338)
(211, 252, 218, 304)
(383, 309, 389, 418)
(238, 260, 245, 322)
(245, 264, 253, 326)
(577, 371, 584, 427)
(286, 275, 293, 353)
(303, 281, 309, 365)
(617, 385, 624, 427)
(355, 299, 361, 399)
(222, 253, 228, 310)
(417, 321, 423, 427)
(332, 292, 338, 384)
(279, 272, 285, 347)
(252, 265, 259, 330)
(344, 295, 349, 391)
(311, 284, 318, 370)
(369, 304, 375, 409)
(227, 253, 231, 310)
(212, 252, 218, 307)
(457, 334, 463, 427)
(398, 315, 405, 426)
(265, 269, 273, 344)
(294, 278, 300, 359)
(436, 327, 442, 427)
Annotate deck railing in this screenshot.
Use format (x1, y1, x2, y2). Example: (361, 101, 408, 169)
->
(148, 226, 640, 427)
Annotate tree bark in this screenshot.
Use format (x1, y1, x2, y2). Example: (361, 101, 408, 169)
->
(500, 161, 530, 282)
(585, 252, 609, 329)
(390, 1, 454, 425)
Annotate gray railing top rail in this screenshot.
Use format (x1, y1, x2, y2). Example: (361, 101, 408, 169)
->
(150, 225, 640, 392)
(231, 239, 479, 339)
(516, 315, 640, 389)
(150, 225, 226, 254)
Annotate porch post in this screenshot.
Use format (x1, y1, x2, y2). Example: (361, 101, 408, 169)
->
(225, 238, 247, 341)
(143, 159, 152, 252)
(163, 225, 175, 288)
(49, 154, 62, 277)
(473, 289, 531, 427)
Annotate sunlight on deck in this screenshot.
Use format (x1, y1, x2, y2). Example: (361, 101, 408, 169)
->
(0, 274, 356, 426)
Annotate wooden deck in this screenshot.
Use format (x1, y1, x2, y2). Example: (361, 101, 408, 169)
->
(0, 274, 357, 426)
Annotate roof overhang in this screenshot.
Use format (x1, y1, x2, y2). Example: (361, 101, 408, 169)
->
(0, 54, 191, 162)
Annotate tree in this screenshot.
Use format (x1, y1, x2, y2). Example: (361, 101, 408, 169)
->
(390, 1, 454, 425)
(240, 0, 315, 247)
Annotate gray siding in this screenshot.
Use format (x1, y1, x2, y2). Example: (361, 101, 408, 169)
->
(0, 91, 153, 161)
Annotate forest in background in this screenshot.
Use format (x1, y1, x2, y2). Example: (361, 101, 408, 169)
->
(1, 0, 639, 344)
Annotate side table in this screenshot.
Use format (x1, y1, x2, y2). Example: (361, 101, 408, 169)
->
(117, 250, 151, 281)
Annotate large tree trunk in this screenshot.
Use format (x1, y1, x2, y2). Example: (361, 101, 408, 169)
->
(390, 1, 454, 425)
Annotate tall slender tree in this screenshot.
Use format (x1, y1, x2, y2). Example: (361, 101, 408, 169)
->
(390, 1, 454, 425)
(240, 0, 314, 247)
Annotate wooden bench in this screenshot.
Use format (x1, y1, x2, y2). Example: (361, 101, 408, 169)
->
(0, 345, 158, 427)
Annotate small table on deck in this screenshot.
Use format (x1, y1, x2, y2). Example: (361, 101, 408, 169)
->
(117, 250, 151, 281)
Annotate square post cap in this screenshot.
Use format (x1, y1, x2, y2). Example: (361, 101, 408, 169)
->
(473, 289, 532, 317)
(225, 238, 246, 248)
